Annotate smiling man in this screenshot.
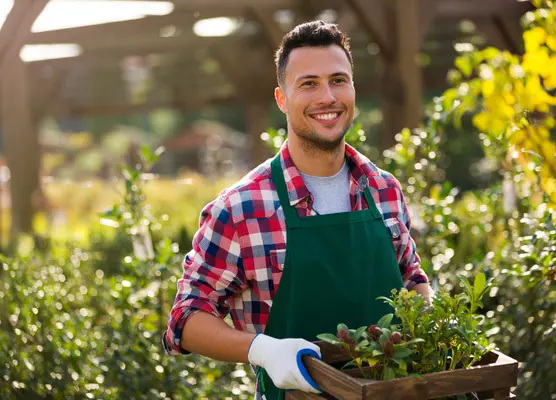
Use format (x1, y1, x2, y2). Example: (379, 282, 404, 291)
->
(163, 20, 432, 399)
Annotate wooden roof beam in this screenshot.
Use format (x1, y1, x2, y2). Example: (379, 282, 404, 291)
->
(248, 7, 285, 51)
(345, 0, 438, 60)
(475, 16, 523, 54)
(436, 0, 531, 17)
(26, 10, 235, 45)
(25, 35, 245, 70)
(0, 0, 49, 61)
(51, 95, 238, 118)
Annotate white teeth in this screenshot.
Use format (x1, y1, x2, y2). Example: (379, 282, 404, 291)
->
(313, 113, 339, 121)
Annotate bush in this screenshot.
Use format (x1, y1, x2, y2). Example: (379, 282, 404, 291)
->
(0, 148, 255, 399)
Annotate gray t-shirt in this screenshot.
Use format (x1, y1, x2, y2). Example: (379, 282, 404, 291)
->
(299, 159, 351, 215)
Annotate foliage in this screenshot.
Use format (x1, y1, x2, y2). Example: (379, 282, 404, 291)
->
(0, 146, 255, 399)
(442, 0, 556, 205)
(317, 273, 494, 383)
(260, 5, 555, 398)
(317, 317, 423, 381)
(482, 208, 555, 399)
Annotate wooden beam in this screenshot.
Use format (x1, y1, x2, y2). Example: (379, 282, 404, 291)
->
(419, 0, 440, 43)
(0, 0, 49, 236)
(1, 0, 49, 60)
(345, 0, 393, 59)
(396, 0, 422, 132)
(31, 68, 67, 121)
(493, 17, 524, 54)
(249, 7, 285, 51)
(26, 10, 231, 45)
(50, 95, 238, 119)
(0, 0, 29, 59)
(347, 0, 433, 149)
(172, 0, 318, 8)
(335, 7, 358, 34)
(474, 16, 523, 53)
(24, 35, 247, 71)
(435, 0, 531, 18)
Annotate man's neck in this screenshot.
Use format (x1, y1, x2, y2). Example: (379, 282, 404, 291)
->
(287, 135, 346, 177)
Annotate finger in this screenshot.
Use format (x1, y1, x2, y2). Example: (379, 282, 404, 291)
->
(295, 349, 322, 393)
(309, 343, 322, 358)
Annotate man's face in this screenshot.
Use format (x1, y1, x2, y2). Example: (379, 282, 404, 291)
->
(275, 45, 355, 151)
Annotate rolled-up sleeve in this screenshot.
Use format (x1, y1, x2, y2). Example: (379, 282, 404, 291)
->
(162, 196, 245, 355)
(393, 182, 429, 290)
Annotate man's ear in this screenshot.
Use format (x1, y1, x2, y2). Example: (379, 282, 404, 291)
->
(274, 86, 287, 114)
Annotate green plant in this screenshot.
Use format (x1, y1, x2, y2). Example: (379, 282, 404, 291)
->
(317, 317, 424, 381)
(483, 207, 556, 400)
(317, 273, 495, 382)
(0, 146, 257, 399)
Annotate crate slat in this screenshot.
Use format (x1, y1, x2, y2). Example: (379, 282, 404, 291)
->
(285, 342, 519, 400)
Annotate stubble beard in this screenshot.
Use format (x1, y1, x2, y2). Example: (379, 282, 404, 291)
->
(291, 119, 351, 156)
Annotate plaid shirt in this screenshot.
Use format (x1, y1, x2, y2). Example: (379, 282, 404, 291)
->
(163, 141, 429, 355)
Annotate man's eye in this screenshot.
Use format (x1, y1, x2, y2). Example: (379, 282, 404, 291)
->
(333, 78, 347, 84)
(302, 81, 315, 87)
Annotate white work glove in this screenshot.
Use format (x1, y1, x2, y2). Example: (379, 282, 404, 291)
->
(248, 333, 322, 394)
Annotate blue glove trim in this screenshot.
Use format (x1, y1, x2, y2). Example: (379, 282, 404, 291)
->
(296, 348, 322, 392)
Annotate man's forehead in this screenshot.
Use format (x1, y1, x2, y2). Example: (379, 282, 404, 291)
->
(286, 45, 352, 80)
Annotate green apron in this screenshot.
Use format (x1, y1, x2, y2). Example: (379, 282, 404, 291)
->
(258, 153, 405, 400)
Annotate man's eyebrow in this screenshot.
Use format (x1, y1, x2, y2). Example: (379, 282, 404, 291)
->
(295, 72, 350, 82)
(296, 74, 319, 82)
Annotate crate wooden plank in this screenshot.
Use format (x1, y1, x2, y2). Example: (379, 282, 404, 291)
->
(286, 343, 518, 400)
(299, 356, 365, 399)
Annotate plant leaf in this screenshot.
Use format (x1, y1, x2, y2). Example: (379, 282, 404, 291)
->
(340, 360, 359, 370)
(316, 333, 340, 344)
(383, 366, 395, 380)
(356, 340, 369, 350)
(377, 314, 394, 329)
(405, 338, 426, 345)
(366, 357, 381, 367)
(473, 272, 486, 300)
(354, 326, 367, 341)
(393, 358, 407, 370)
(393, 348, 412, 358)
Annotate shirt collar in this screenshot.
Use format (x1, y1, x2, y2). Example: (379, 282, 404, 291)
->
(278, 139, 379, 206)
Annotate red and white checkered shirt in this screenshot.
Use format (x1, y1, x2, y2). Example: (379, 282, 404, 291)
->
(162, 141, 429, 355)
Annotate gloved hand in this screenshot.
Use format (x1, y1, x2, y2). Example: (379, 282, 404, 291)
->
(248, 333, 322, 393)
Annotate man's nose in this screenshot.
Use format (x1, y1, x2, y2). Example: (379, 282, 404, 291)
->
(316, 84, 337, 105)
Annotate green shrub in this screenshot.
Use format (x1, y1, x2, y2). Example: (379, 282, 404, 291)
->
(0, 147, 255, 399)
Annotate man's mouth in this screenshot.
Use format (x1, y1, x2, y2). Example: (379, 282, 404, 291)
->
(309, 111, 343, 123)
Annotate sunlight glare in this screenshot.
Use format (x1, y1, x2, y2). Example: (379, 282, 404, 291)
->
(193, 17, 242, 37)
(20, 43, 82, 62)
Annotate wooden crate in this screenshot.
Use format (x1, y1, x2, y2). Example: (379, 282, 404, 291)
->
(285, 341, 518, 400)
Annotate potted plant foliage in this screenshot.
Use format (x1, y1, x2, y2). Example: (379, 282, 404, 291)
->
(286, 274, 519, 400)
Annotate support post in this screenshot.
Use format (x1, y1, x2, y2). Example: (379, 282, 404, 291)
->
(346, 0, 437, 149)
(0, 0, 49, 236)
(0, 56, 42, 235)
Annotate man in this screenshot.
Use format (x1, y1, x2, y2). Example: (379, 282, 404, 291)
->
(163, 20, 431, 399)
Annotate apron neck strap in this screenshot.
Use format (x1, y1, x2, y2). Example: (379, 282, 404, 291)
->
(362, 185, 382, 219)
(271, 152, 301, 227)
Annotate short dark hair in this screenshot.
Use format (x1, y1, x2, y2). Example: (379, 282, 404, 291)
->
(274, 20, 353, 87)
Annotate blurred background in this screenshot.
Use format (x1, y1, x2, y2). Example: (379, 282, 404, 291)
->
(0, 0, 554, 399)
